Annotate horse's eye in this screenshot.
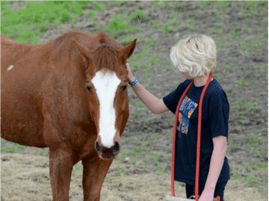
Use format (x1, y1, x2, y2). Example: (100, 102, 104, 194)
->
(87, 86, 91, 92)
(122, 85, 127, 92)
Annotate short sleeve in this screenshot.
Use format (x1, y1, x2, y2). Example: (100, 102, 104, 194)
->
(163, 80, 191, 114)
(163, 88, 178, 114)
(209, 91, 229, 139)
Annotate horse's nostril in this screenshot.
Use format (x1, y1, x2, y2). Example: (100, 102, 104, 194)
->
(95, 141, 102, 153)
(112, 141, 120, 154)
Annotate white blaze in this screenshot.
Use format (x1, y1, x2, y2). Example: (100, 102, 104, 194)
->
(92, 70, 121, 148)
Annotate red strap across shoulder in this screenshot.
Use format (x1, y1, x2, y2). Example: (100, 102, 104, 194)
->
(171, 79, 193, 196)
(171, 72, 213, 201)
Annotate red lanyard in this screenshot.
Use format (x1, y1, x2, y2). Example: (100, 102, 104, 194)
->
(171, 72, 213, 201)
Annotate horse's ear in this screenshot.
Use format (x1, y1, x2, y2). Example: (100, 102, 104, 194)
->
(119, 38, 137, 62)
(72, 39, 92, 60)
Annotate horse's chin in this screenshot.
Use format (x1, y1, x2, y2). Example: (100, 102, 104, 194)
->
(97, 152, 118, 160)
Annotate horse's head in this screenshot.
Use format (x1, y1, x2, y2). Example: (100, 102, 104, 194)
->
(73, 33, 136, 160)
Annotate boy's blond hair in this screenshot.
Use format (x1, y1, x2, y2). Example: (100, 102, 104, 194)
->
(170, 34, 216, 77)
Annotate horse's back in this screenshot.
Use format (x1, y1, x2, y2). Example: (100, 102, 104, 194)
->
(1, 35, 38, 73)
(1, 36, 51, 147)
(1, 35, 15, 42)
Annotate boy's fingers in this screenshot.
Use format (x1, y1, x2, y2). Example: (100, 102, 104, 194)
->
(126, 62, 129, 68)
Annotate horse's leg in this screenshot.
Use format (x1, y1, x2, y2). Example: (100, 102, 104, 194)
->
(82, 155, 113, 201)
(49, 147, 75, 201)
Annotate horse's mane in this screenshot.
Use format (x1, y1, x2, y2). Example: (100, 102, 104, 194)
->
(53, 30, 122, 72)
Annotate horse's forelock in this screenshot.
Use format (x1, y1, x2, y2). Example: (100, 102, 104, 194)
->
(92, 43, 120, 72)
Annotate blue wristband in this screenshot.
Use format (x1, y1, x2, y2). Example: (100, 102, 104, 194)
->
(129, 78, 138, 86)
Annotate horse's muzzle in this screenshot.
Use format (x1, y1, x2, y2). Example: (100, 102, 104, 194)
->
(95, 141, 120, 159)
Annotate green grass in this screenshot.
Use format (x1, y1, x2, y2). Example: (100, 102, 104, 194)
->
(245, 136, 267, 159)
(236, 78, 245, 88)
(114, 1, 127, 5)
(146, 153, 162, 163)
(144, 56, 162, 70)
(219, 63, 232, 70)
(72, 163, 83, 176)
(1, 143, 26, 152)
(231, 170, 266, 188)
(88, 10, 95, 18)
(229, 144, 240, 152)
(1, 138, 7, 143)
(0, 0, 138, 44)
(122, 138, 132, 145)
(232, 98, 260, 122)
(128, 46, 150, 69)
(136, 100, 144, 107)
(246, 136, 260, 148)
(135, 143, 147, 151)
(154, 169, 169, 176)
(246, 100, 259, 112)
(197, 0, 265, 15)
(1, 1, 90, 43)
(104, 14, 140, 39)
(2, 1, 266, 47)
(129, 9, 147, 21)
(147, 20, 159, 29)
(117, 150, 136, 161)
(152, 134, 161, 139)
(166, 133, 173, 139)
(139, 37, 157, 46)
(120, 36, 138, 46)
(251, 161, 268, 170)
(235, 33, 267, 60)
(159, 15, 196, 35)
(95, 3, 103, 11)
(257, 64, 268, 73)
(235, 98, 244, 105)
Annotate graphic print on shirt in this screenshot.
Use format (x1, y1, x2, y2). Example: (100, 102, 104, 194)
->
(177, 96, 198, 134)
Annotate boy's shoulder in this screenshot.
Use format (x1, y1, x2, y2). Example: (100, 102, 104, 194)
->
(207, 79, 229, 106)
(208, 79, 224, 93)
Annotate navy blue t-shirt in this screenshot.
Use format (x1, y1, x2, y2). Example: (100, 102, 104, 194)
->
(163, 78, 230, 186)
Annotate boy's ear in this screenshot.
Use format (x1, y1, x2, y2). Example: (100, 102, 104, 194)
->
(119, 39, 137, 62)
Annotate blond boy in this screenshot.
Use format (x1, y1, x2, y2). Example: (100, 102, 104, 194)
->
(126, 34, 230, 201)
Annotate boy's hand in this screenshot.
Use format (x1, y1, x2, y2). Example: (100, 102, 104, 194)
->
(198, 190, 214, 201)
(126, 62, 136, 83)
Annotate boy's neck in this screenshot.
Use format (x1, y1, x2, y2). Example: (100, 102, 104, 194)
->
(193, 74, 213, 87)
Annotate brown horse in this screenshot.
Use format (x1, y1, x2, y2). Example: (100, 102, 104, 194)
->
(1, 31, 136, 201)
